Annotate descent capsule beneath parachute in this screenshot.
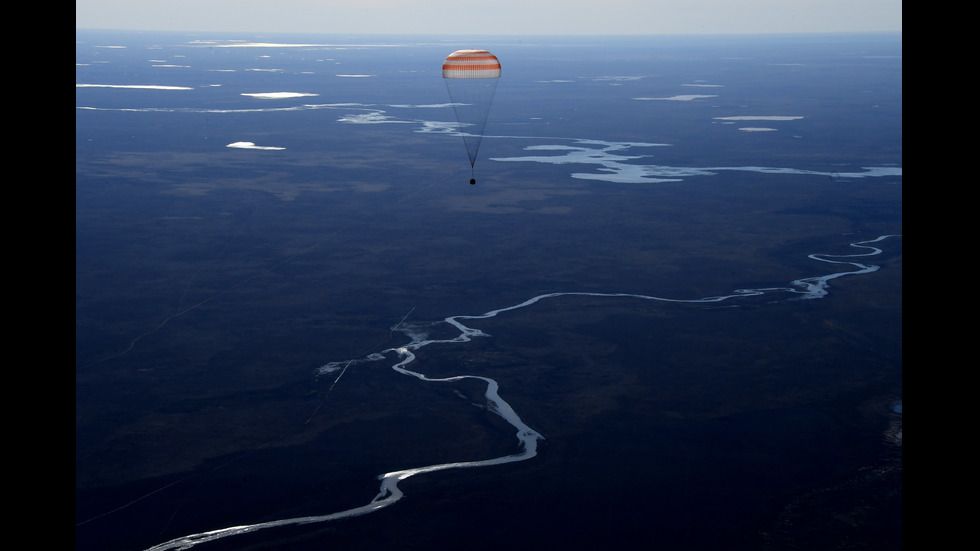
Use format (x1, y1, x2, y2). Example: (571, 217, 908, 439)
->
(443, 50, 500, 185)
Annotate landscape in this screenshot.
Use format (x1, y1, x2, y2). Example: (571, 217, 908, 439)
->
(76, 31, 902, 550)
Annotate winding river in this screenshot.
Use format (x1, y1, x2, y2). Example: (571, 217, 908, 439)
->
(145, 234, 899, 551)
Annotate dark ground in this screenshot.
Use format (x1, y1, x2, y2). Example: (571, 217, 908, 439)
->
(77, 32, 901, 550)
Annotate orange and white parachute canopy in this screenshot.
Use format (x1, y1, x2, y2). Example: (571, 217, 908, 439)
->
(442, 50, 501, 79)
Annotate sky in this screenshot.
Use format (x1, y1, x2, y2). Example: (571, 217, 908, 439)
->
(76, 0, 902, 36)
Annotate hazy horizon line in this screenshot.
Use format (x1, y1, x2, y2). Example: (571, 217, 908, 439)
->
(76, 27, 902, 38)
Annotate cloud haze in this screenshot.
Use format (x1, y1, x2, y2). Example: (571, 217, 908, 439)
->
(76, 0, 901, 35)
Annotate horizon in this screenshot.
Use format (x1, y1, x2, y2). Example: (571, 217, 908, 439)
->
(76, 0, 901, 37)
(76, 28, 903, 37)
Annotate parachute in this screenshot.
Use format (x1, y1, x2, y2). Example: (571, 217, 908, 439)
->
(443, 50, 500, 185)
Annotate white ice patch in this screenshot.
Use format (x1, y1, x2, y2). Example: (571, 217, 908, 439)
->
(75, 83, 193, 90)
(415, 121, 460, 134)
(633, 95, 718, 101)
(714, 116, 804, 121)
(338, 110, 412, 124)
(387, 103, 455, 109)
(226, 141, 285, 150)
(242, 92, 319, 99)
(592, 75, 645, 82)
(210, 42, 399, 48)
